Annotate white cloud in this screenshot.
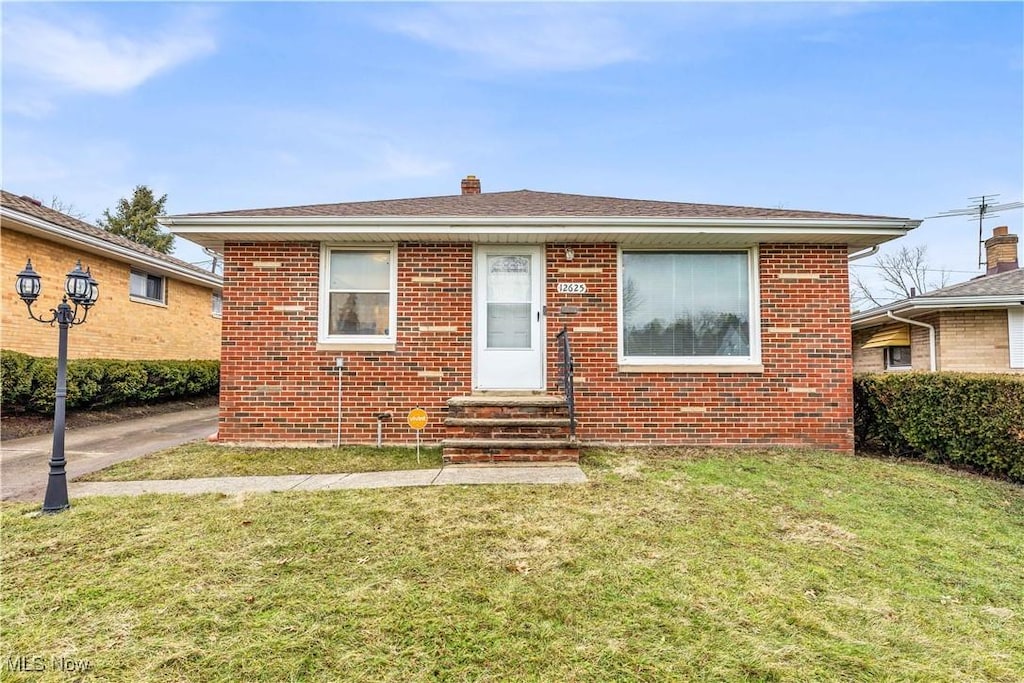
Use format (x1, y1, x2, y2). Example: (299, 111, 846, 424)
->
(388, 5, 639, 71)
(2, 8, 216, 95)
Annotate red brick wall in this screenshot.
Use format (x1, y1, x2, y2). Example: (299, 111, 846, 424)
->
(220, 241, 854, 450)
(220, 242, 473, 444)
(545, 243, 853, 451)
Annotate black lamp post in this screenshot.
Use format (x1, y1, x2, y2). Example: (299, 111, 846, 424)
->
(15, 259, 99, 513)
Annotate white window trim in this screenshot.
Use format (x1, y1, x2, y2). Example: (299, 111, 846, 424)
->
(616, 246, 762, 366)
(318, 244, 398, 345)
(211, 291, 223, 319)
(1008, 308, 1024, 369)
(129, 269, 167, 305)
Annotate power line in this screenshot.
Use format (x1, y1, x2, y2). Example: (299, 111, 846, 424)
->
(849, 263, 979, 275)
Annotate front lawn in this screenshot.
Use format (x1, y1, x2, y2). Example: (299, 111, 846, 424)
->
(3, 449, 1022, 681)
(76, 443, 443, 481)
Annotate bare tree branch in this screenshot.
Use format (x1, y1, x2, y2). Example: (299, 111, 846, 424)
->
(850, 245, 951, 310)
(47, 195, 88, 220)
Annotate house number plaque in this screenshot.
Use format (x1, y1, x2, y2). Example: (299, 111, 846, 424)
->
(556, 282, 587, 294)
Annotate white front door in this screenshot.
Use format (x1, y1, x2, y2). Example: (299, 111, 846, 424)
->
(474, 245, 545, 390)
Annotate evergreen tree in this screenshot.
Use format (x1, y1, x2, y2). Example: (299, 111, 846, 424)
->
(99, 185, 174, 253)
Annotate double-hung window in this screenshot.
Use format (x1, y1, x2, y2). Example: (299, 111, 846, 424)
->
(211, 291, 223, 317)
(319, 246, 397, 344)
(129, 269, 166, 304)
(619, 249, 759, 365)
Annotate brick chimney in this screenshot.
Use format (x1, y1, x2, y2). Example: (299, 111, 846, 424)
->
(984, 226, 1019, 275)
(461, 175, 481, 195)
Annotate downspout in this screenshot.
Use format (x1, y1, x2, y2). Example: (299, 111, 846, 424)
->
(886, 311, 936, 371)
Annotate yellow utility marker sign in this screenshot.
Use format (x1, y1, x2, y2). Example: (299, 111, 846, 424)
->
(407, 407, 428, 463)
(407, 408, 428, 430)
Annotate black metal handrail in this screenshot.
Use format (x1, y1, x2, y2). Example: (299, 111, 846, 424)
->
(555, 326, 577, 440)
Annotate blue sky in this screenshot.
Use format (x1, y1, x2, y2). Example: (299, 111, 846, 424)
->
(3, 2, 1022, 300)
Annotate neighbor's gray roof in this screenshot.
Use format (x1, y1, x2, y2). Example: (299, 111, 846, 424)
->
(1, 189, 219, 281)
(179, 189, 909, 221)
(915, 267, 1024, 298)
(852, 266, 1024, 327)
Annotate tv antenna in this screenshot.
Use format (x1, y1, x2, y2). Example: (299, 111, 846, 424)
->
(929, 195, 1024, 268)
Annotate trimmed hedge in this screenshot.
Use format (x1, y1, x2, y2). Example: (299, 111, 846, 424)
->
(854, 372, 1024, 483)
(1, 350, 219, 416)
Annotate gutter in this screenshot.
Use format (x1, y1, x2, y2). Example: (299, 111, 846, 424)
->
(887, 311, 936, 371)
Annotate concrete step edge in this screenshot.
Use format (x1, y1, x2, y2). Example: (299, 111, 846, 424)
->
(444, 418, 571, 427)
(441, 438, 577, 450)
(447, 395, 567, 407)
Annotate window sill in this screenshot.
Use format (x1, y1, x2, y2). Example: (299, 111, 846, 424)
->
(129, 295, 167, 308)
(618, 363, 764, 374)
(317, 342, 396, 352)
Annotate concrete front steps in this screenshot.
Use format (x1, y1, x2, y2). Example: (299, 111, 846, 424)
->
(442, 394, 578, 464)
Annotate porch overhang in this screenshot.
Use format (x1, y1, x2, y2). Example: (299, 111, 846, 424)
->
(160, 215, 920, 255)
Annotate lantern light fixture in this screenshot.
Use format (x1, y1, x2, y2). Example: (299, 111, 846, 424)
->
(13, 258, 100, 513)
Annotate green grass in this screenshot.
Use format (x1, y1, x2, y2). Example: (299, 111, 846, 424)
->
(76, 443, 443, 481)
(3, 449, 1023, 681)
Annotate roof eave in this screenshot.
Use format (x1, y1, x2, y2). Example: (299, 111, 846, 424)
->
(161, 215, 920, 253)
(852, 295, 1024, 328)
(161, 214, 919, 228)
(3, 207, 222, 290)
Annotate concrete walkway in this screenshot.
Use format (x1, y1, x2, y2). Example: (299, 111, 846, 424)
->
(70, 465, 587, 499)
(1, 407, 218, 502)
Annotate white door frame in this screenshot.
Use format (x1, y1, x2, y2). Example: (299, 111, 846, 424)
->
(472, 244, 546, 391)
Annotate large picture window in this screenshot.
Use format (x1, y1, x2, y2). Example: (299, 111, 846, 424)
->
(620, 250, 758, 364)
(320, 246, 396, 343)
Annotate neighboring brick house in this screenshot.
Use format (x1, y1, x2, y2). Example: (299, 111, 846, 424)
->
(852, 226, 1024, 374)
(2, 190, 222, 360)
(163, 176, 920, 460)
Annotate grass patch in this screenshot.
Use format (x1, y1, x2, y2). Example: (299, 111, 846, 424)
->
(76, 443, 443, 481)
(4, 448, 1023, 681)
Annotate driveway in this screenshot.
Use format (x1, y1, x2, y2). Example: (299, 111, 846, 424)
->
(1, 407, 218, 503)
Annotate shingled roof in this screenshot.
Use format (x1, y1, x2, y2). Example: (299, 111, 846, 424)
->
(852, 265, 1024, 327)
(181, 189, 907, 221)
(1, 189, 218, 280)
(916, 267, 1024, 299)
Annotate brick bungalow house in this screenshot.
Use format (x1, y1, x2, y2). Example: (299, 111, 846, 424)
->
(162, 176, 920, 462)
(852, 226, 1023, 373)
(1, 190, 222, 360)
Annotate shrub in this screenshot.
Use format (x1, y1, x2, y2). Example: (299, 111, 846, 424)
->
(1, 350, 219, 416)
(855, 372, 1024, 483)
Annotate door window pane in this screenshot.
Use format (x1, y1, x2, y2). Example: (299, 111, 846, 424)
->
(486, 254, 532, 349)
(487, 303, 531, 348)
(622, 252, 750, 358)
(487, 256, 531, 301)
